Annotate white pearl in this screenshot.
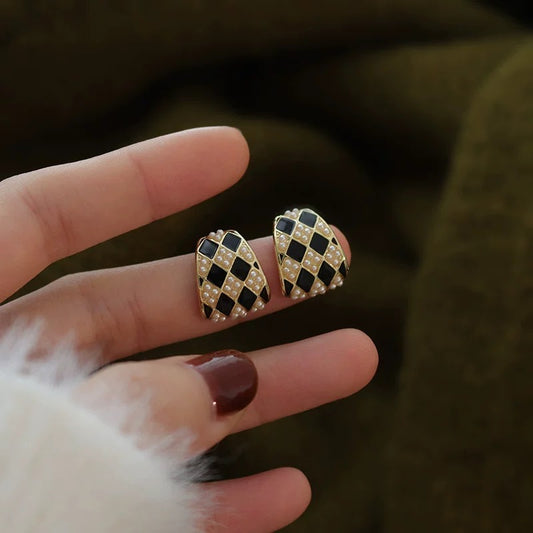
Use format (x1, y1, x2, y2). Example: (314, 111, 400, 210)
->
(209, 298, 215, 304)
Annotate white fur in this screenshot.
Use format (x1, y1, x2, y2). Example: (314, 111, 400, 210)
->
(0, 324, 204, 532)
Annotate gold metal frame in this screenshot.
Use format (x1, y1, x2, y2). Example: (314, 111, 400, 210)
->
(273, 208, 348, 299)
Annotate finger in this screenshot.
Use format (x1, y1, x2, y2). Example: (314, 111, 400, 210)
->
(1, 229, 350, 364)
(73, 329, 376, 453)
(74, 349, 258, 455)
(0, 127, 249, 299)
(204, 468, 311, 533)
(234, 328, 378, 432)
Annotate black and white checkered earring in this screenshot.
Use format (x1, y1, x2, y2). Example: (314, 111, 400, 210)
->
(196, 230, 270, 321)
(273, 208, 348, 299)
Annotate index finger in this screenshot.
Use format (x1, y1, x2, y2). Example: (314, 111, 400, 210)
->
(0, 127, 249, 300)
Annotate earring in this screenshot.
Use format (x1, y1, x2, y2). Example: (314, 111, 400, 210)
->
(196, 229, 270, 321)
(273, 207, 348, 299)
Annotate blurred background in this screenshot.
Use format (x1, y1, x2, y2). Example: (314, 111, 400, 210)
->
(1, 1, 532, 531)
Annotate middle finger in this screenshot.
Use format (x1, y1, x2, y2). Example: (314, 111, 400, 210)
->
(0, 231, 350, 365)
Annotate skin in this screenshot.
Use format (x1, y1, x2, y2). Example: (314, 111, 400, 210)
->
(0, 127, 378, 532)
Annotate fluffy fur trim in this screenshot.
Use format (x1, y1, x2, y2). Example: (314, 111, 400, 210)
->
(0, 324, 204, 532)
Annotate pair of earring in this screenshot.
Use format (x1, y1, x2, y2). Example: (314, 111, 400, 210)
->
(196, 207, 348, 322)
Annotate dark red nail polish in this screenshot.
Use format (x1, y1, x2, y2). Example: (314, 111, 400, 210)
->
(186, 350, 258, 416)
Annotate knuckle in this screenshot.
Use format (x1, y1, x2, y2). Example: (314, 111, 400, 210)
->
(17, 183, 76, 261)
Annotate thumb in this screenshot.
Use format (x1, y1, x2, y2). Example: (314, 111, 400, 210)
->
(73, 350, 257, 455)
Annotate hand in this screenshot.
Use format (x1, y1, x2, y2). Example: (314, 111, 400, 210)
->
(0, 127, 378, 532)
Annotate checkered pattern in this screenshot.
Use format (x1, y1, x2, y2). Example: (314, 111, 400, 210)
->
(273, 208, 348, 299)
(196, 230, 270, 321)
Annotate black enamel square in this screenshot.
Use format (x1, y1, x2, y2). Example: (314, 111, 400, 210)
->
(318, 262, 335, 286)
(199, 239, 218, 259)
(287, 240, 306, 262)
(231, 256, 251, 281)
(207, 264, 227, 288)
(238, 287, 257, 310)
(276, 217, 295, 235)
(216, 293, 235, 316)
(260, 287, 270, 302)
(299, 211, 317, 228)
(310, 233, 329, 255)
(283, 280, 294, 295)
(203, 304, 213, 318)
(296, 269, 315, 292)
(222, 232, 242, 252)
(339, 261, 347, 277)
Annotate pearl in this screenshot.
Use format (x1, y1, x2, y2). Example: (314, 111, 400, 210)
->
(223, 260, 229, 266)
(228, 276, 234, 282)
(209, 298, 215, 304)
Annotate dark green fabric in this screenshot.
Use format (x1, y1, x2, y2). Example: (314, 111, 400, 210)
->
(1, 1, 531, 531)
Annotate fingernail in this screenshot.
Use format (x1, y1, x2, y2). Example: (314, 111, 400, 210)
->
(186, 350, 258, 416)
